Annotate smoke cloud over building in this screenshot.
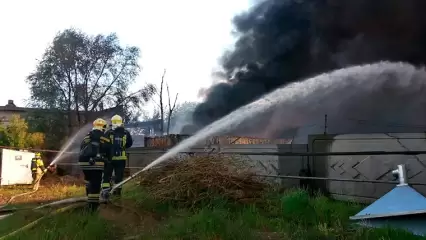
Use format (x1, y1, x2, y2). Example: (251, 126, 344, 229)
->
(189, 0, 426, 139)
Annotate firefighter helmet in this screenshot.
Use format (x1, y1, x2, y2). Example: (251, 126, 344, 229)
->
(35, 152, 41, 158)
(93, 118, 107, 131)
(111, 115, 123, 130)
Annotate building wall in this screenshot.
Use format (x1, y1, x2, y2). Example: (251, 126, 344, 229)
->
(0, 110, 26, 125)
(141, 135, 292, 148)
(127, 143, 307, 186)
(309, 133, 426, 202)
(127, 133, 426, 203)
(0, 99, 120, 130)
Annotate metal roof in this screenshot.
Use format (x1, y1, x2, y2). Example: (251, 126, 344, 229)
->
(350, 185, 426, 220)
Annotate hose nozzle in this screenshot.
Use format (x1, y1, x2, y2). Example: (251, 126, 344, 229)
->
(101, 189, 111, 201)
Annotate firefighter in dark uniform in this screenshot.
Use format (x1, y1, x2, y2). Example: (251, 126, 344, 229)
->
(101, 115, 133, 198)
(79, 118, 111, 211)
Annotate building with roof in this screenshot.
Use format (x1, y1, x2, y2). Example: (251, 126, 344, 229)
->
(0, 99, 121, 131)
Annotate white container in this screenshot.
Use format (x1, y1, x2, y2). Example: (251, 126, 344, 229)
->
(0, 149, 35, 185)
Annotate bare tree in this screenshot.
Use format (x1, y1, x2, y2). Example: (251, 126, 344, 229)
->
(166, 83, 178, 134)
(153, 69, 165, 134)
(152, 69, 179, 135)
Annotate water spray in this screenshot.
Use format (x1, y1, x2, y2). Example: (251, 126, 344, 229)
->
(106, 61, 426, 195)
(48, 121, 98, 168)
(107, 167, 150, 196)
(6, 61, 426, 217)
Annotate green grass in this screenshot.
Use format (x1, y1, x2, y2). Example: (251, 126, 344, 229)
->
(0, 183, 116, 240)
(121, 184, 426, 240)
(1, 181, 426, 240)
(0, 207, 120, 240)
(0, 210, 44, 236)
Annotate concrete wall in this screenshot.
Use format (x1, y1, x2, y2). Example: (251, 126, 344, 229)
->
(128, 133, 426, 203)
(127, 143, 307, 186)
(309, 133, 426, 202)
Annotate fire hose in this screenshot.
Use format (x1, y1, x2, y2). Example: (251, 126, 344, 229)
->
(0, 171, 50, 210)
(1, 157, 152, 216)
(0, 202, 84, 240)
(15, 164, 147, 212)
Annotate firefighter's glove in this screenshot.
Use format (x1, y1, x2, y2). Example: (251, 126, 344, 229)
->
(88, 158, 96, 166)
(47, 165, 56, 172)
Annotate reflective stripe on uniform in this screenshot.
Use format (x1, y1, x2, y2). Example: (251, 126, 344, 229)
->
(100, 136, 110, 143)
(83, 136, 90, 143)
(78, 162, 104, 166)
(121, 135, 127, 160)
(102, 182, 110, 188)
(79, 166, 104, 171)
(87, 194, 99, 203)
(110, 133, 128, 160)
(78, 162, 104, 171)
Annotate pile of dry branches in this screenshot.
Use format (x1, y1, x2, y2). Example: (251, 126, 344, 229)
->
(136, 155, 267, 207)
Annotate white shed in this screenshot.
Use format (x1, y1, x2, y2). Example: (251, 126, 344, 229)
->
(0, 149, 35, 186)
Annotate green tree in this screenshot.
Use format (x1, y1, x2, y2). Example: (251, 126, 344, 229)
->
(6, 115, 29, 148)
(26, 28, 155, 129)
(27, 132, 45, 149)
(1, 115, 45, 149)
(26, 111, 65, 149)
(0, 125, 9, 146)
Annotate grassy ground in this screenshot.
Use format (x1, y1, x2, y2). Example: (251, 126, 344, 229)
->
(0, 175, 85, 208)
(0, 184, 84, 207)
(120, 183, 426, 240)
(1, 181, 425, 239)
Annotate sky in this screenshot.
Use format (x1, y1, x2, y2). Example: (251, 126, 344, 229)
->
(0, 0, 251, 110)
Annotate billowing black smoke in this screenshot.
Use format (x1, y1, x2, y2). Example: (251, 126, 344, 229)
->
(191, 0, 426, 138)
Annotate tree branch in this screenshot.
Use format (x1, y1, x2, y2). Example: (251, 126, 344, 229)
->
(86, 58, 109, 109)
(114, 86, 151, 107)
(89, 60, 128, 111)
(166, 82, 178, 134)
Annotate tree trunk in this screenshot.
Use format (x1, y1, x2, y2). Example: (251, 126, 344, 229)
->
(75, 105, 82, 127)
(166, 83, 178, 135)
(159, 70, 165, 135)
(167, 114, 171, 134)
(67, 110, 73, 137)
(160, 104, 164, 135)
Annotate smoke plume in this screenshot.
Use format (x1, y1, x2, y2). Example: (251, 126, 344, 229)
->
(192, 0, 426, 138)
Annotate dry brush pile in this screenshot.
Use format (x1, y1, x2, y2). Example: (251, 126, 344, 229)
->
(135, 155, 269, 207)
